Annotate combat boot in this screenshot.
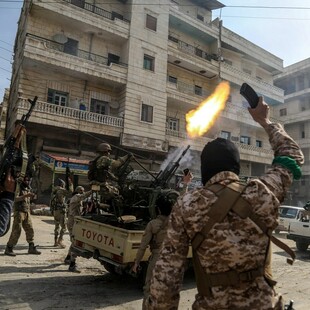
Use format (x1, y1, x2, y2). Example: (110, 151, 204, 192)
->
(28, 242, 41, 255)
(57, 238, 66, 249)
(4, 245, 16, 257)
(54, 236, 58, 247)
(68, 262, 81, 273)
(64, 254, 71, 265)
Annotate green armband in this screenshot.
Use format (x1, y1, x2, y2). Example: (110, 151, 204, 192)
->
(272, 156, 302, 180)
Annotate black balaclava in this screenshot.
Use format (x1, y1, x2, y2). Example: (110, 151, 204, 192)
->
(200, 138, 240, 186)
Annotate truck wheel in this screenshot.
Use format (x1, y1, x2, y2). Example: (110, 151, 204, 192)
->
(102, 262, 117, 274)
(296, 241, 309, 252)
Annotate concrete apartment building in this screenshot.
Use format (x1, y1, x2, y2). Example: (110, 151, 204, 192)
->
(6, 0, 286, 203)
(274, 58, 310, 205)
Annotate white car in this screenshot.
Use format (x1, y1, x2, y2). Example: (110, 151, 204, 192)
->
(275, 205, 305, 233)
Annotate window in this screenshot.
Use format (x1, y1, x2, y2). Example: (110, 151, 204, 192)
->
(220, 131, 231, 140)
(256, 140, 262, 147)
(167, 117, 179, 131)
(64, 38, 78, 56)
(141, 103, 153, 123)
(47, 89, 68, 106)
(111, 11, 124, 20)
(71, 0, 85, 8)
(168, 76, 177, 84)
(146, 14, 157, 31)
(90, 99, 110, 115)
(195, 85, 202, 96)
(107, 53, 120, 65)
(280, 108, 287, 116)
(197, 14, 204, 22)
(240, 136, 251, 145)
(143, 54, 155, 71)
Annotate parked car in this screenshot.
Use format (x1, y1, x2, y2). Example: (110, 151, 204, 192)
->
(275, 205, 304, 233)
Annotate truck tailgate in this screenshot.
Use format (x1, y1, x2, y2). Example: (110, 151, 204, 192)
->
(72, 216, 150, 264)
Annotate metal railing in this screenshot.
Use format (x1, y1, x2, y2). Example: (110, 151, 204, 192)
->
(19, 98, 124, 128)
(26, 33, 128, 68)
(167, 79, 210, 97)
(63, 0, 130, 23)
(168, 34, 218, 62)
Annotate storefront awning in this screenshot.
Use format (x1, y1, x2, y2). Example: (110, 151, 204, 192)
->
(40, 153, 89, 176)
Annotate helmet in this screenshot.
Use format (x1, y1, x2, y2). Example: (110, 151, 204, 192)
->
(75, 186, 84, 193)
(96, 143, 112, 154)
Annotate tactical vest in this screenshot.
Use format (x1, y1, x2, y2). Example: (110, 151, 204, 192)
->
(192, 181, 295, 297)
(88, 156, 111, 182)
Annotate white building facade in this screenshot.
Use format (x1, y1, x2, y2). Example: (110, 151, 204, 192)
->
(274, 58, 310, 205)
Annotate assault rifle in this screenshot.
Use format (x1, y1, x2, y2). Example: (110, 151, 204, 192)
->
(0, 96, 37, 188)
(65, 158, 72, 191)
(150, 145, 190, 189)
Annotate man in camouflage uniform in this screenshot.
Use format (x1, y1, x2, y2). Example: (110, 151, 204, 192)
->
(131, 192, 178, 309)
(4, 175, 41, 256)
(147, 97, 304, 310)
(64, 185, 92, 273)
(89, 143, 131, 214)
(51, 178, 73, 248)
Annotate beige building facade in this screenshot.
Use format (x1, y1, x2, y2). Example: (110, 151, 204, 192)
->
(274, 58, 310, 205)
(6, 0, 286, 203)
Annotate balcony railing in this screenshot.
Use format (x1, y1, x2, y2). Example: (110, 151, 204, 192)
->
(19, 98, 124, 128)
(63, 0, 130, 23)
(166, 129, 273, 155)
(168, 34, 218, 62)
(26, 33, 128, 68)
(167, 80, 210, 98)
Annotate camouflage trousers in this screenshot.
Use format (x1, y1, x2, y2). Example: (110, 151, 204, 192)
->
(67, 215, 77, 263)
(53, 209, 67, 239)
(142, 250, 160, 310)
(7, 211, 34, 246)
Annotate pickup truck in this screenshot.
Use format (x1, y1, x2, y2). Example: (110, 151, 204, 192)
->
(71, 146, 192, 283)
(71, 213, 150, 280)
(287, 212, 310, 252)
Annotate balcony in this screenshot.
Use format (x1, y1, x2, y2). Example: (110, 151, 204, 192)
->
(168, 36, 219, 78)
(221, 62, 284, 104)
(166, 129, 273, 163)
(167, 80, 210, 109)
(23, 34, 128, 86)
(17, 97, 124, 137)
(32, 0, 130, 41)
(221, 27, 283, 74)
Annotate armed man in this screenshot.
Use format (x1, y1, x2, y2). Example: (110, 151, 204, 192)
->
(5, 174, 41, 256)
(88, 142, 131, 214)
(147, 97, 304, 310)
(50, 178, 73, 248)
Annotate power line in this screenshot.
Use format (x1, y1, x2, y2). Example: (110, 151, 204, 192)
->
(0, 39, 13, 47)
(0, 46, 13, 53)
(0, 66, 11, 73)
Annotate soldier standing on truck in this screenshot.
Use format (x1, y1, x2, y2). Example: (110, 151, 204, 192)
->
(88, 143, 131, 214)
(65, 185, 92, 273)
(50, 178, 73, 248)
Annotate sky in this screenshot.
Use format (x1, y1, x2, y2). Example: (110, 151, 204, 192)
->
(0, 0, 310, 101)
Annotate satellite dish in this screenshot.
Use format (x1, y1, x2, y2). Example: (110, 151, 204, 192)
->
(110, 101, 119, 109)
(53, 33, 68, 44)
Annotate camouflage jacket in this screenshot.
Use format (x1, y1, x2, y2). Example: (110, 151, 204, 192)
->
(135, 215, 168, 265)
(51, 185, 73, 210)
(148, 123, 304, 310)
